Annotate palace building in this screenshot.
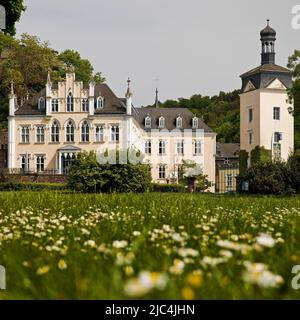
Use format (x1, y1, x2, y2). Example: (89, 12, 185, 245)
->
(7, 68, 216, 191)
(240, 20, 294, 163)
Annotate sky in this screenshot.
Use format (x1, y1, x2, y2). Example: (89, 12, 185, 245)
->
(16, 0, 300, 106)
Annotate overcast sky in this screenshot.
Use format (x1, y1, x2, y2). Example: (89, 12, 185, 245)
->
(16, 0, 299, 106)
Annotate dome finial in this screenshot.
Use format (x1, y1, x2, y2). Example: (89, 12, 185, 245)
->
(267, 19, 270, 26)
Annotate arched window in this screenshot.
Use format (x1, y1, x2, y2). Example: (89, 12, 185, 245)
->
(97, 96, 104, 109)
(192, 117, 199, 129)
(145, 116, 151, 128)
(66, 120, 75, 143)
(176, 116, 183, 128)
(82, 99, 89, 112)
(81, 121, 90, 142)
(38, 97, 45, 111)
(67, 92, 74, 112)
(159, 116, 165, 129)
(51, 121, 60, 143)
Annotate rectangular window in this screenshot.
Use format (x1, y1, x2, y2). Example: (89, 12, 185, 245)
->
(96, 125, 104, 142)
(36, 156, 45, 172)
(21, 127, 30, 143)
(82, 99, 89, 112)
(145, 140, 152, 154)
(248, 132, 253, 145)
(159, 165, 166, 179)
(226, 174, 233, 188)
(273, 107, 280, 120)
(51, 99, 59, 112)
(111, 125, 120, 142)
(36, 126, 45, 144)
(176, 141, 184, 155)
(274, 132, 282, 143)
(159, 140, 166, 155)
(21, 155, 30, 172)
(248, 108, 253, 123)
(195, 141, 202, 155)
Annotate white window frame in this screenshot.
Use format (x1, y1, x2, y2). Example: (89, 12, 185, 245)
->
(194, 140, 202, 155)
(145, 116, 151, 128)
(66, 120, 75, 143)
(226, 174, 233, 188)
(36, 126, 45, 144)
(67, 92, 74, 112)
(145, 140, 152, 154)
(176, 117, 183, 129)
(21, 126, 30, 144)
(95, 125, 104, 142)
(97, 96, 104, 109)
(176, 140, 184, 155)
(51, 121, 60, 143)
(159, 165, 166, 179)
(273, 107, 280, 120)
(81, 121, 90, 142)
(82, 98, 89, 112)
(159, 117, 165, 129)
(36, 155, 45, 172)
(51, 99, 59, 112)
(111, 125, 120, 142)
(159, 140, 166, 155)
(192, 117, 199, 129)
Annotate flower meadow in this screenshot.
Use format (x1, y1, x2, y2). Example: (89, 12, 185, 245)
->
(0, 192, 300, 300)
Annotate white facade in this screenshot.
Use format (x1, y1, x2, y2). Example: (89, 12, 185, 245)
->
(8, 71, 217, 191)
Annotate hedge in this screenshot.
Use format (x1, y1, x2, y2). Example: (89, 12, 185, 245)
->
(0, 182, 67, 191)
(152, 183, 187, 193)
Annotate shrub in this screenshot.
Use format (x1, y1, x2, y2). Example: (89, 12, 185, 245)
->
(287, 151, 300, 193)
(0, 182, 66, 191)
(152, 183, 186, 193)
(67, 151, 152, 193)
(244, 161, 294, 195)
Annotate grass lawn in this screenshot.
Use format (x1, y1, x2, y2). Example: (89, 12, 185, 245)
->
(0, 191, 299, 300)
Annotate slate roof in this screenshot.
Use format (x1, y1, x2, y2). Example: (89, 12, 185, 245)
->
(240, 64, 291, 78)
(216, 143, 240, 159)
(133, 107, 213, 132)
(14, 84, 127, 116)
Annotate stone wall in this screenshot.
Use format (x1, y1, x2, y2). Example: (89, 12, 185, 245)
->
(1, 174, 67, 184)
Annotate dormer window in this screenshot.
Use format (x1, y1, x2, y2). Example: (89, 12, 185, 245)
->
(159, 116, 165, 129)
(176, 116, 183, 128)
(192, 117, 199, 129)
(97, 96, 104, 109)
(145, 116, 151, 128)
(67, 92, 74, 112)
(38, 97, 45, 111)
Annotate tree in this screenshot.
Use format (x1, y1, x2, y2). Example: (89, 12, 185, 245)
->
(180, 160, 211, 192)
(0, 0, 26, 35)
(67, 151, 152, 193)
(0, 33, 106, 128)
(58, 50, 105, 84)
(244, 161, 294, 195)
(287, 50, 300, 150)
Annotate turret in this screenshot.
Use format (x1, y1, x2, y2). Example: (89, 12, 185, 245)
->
(125, 78, 133, 116)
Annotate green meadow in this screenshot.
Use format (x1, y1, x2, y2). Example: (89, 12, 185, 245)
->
(0, 191, 299, 300)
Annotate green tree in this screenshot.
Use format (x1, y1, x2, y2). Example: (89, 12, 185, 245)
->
(58, 49, 105, 84)
(287, 50, 300, 150)
(0, 0, 26, 35)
